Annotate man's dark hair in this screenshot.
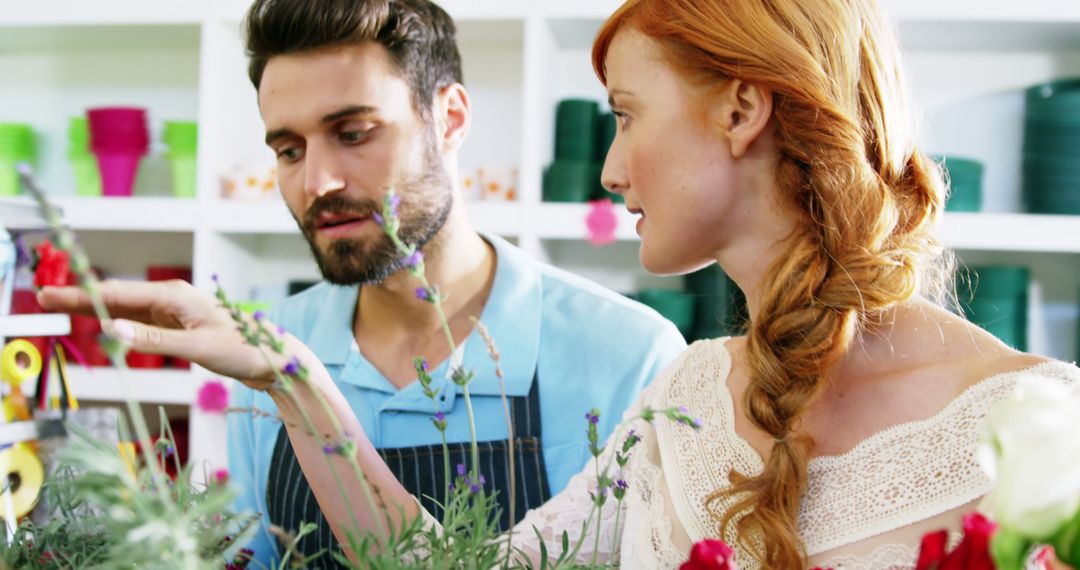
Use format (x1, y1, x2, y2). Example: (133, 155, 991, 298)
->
(244, 0, 463, 118)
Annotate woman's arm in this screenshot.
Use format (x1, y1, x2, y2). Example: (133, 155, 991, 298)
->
(38, 280, 419, 561)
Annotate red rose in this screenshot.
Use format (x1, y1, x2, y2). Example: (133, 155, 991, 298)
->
(916, 513, 999, 570)
(33, 241, 70, 288)
(680, 539, 739, 570)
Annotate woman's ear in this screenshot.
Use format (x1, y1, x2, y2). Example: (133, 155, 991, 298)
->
(714, 79, 773, 158)
(434, 83, 471, 152)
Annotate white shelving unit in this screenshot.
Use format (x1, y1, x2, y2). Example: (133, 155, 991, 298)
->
(3, 1, 1079, 473)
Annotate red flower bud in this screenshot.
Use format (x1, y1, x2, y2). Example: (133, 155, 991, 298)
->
(680, 539, 739, 570)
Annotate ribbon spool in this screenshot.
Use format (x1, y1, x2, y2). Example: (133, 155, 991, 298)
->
(2, 340, 42, 389)
(0, 340, 46, 520)
(0, 446, 44, 519)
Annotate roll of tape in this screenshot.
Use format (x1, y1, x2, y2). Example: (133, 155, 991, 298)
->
(0, 447, 44, 519)
(2, 340, 42, 388)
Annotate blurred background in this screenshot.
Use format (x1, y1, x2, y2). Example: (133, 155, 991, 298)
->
(1, 0, 1078, 476)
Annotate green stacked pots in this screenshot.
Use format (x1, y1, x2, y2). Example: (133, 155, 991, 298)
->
(684, 264, 747, 341)
(1022, 78, 1080, 214)
(637, 288, 696, 339)
(0, 123, 36, 196)
(936, 156, 983, 212)
(164, 121, 198, 198)
(959, 266, 1029, 351)
(69, 117, 102, 197)
(545, 99, 598, 202)
(592, 111, 622, 203)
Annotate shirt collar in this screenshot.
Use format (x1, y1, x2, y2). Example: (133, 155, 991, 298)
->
(308, 233, 543, 397)
(307, 283, 360, 366)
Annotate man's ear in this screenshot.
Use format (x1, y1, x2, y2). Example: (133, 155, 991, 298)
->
(713, 79, 773, 158)
(433, 83, 471, 152)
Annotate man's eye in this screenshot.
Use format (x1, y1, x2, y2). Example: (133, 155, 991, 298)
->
(277, 147, 304, 161)
(341, 129, 373, 144)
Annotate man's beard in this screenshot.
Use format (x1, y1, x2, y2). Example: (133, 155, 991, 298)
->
(296, 133, 453, 286)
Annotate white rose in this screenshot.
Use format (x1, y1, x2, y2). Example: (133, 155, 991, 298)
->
(979, 374, 1080, 539)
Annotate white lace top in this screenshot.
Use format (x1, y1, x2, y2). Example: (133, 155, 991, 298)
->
(505, 337, 1080, 569)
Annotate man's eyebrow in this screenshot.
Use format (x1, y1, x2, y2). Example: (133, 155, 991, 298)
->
(265, 105, 379, 146)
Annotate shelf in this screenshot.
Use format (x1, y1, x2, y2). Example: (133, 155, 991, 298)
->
(939, 213, 1080, 254)
(0, 314, 71, 338)
(65, 366, 198, 405)
(530, 204, 1080, 254)
(52, 197, 200, 232)
(0, 2, 206, 27)
(0, 197, 56, 231)
(207, 200, 296, 234)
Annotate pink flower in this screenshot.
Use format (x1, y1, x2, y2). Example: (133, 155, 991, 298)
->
(196, 379, 229, 413)
(585, 198, 618, 246)
(680, 539, 739, 570)
(213, 468, 229, 485)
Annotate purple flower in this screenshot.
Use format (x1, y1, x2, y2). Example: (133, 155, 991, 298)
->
(404, 250, 423, 268)
(415, 287, 430, 301)
(586, 411, 600, 425)
(277, 325, 287, 335)
(456, 463, 467, 477)
(470, 483, 481, 494)
(615, 479, 629, 490)
(389, 194, 401, 215)
(253, 310, 265, 322)
(679, 405, 689, 414)
(211, 273, 219, 283)
(420, 359, 429, 372)
(282, 356, 301, 376)
(323, 444, 335, 455)
(435, 411, 445, 422)
(373, 212, 384, 226)
(692, 418, 703, 428)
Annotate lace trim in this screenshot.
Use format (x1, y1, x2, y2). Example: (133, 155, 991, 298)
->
(825, 542, 920, 570)
(620, 445, 685, 569)
(658, 338, 1080, 560)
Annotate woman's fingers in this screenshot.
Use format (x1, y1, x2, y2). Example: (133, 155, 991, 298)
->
(104, 319, 197, 360)
(39, 279, 213, 327)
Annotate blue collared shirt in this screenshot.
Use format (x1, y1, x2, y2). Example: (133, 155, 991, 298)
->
(227, 234, 687, 564)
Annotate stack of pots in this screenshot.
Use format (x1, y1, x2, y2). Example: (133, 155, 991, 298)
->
(0, 123, 36, 196)
(959, 266, 1030, 351)
(87, 107, 149, 197)
(163, 121, 197, 198)
(1022, 79, 1080, 214)
(68, 117, 102, 197)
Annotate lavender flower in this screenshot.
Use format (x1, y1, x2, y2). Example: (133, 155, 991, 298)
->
(282, 356, 303, 377)
(416, 287, 430, 301)
(435, 411, 445, 422)
(585, 411, 600, 425)
(388, 194, 401, 217)
(323, 444, 335, 455)
(457, 463, 467, 477)
(404, 250, 423, 269)
(373, 212, 384, 226)
(253, 310, 265, 322)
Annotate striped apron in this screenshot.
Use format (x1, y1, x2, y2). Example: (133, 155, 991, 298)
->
(266, 375, 551, 567)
